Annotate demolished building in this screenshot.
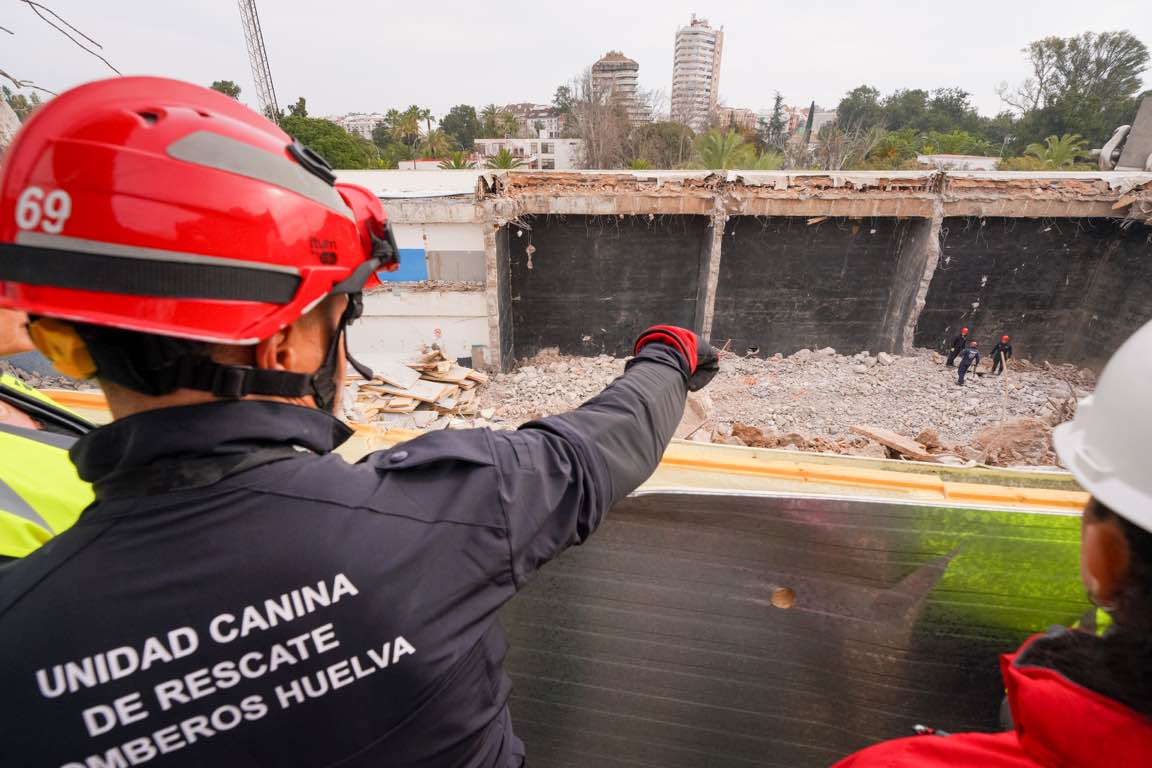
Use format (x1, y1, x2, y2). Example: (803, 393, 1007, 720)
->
(337, 169, 1152, 372)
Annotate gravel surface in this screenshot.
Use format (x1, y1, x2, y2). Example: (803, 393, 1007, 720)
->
(477, 347, 1095, 465)
(0, 359, 92, 391)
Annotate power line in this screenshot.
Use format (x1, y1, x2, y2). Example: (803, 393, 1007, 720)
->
(19, 1, 121, 76)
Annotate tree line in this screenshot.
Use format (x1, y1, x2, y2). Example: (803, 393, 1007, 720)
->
(9, 28, 1138, 172)
(817, 30, 1148, 171)
(199, 83, 539, 169)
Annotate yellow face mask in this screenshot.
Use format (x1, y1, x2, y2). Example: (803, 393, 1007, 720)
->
(27, 319, 97, 380)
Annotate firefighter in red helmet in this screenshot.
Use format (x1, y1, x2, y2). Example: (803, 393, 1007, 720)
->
(946, 326, 970, 367)
(990, 334, 1013, 375)
(0, 77, 716, 767)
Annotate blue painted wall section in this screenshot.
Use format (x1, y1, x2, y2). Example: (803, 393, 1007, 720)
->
(376, 247, 429, 282)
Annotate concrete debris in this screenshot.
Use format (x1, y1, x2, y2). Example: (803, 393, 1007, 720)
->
(915, 428, 942, 450)
(344, 346, 493, 429)
(474, 346, 1096, 467)
(674, 392, 713, 440)
(0, 360, 91, 392)
(973, 418, 1055, 466)
(876, 352, 896, 366)
(368, 280, 483, 294)
(851, 425, 937, 462)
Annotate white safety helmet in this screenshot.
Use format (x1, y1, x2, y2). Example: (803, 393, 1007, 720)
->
(1054, 318, 1152, 532)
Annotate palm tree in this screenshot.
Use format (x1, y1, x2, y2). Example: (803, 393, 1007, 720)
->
(438, 151, 476, 169)
(417, 107, 434, 134)
(496, 111, 519, 138)
(1024, 134, 1086, 169)
(419, 129, 456, 158)
(751, 151, 784, 170)
(480, 104, 500, 137)
(390, 111, 421, 153)
(694, 129, 756, 169)
(485, 148, 525, 169)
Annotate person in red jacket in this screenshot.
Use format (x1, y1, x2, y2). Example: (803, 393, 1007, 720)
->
(834, 317, 1152, 768)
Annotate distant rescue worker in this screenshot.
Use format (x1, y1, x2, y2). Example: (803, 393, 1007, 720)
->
(946, 327, 970, 367)
(956, 340, 980, 386)
(990, 335, 1013, 375)
(0, 77, 719, 767)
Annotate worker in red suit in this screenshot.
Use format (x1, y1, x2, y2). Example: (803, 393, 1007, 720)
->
(834, 318, 1152, 767)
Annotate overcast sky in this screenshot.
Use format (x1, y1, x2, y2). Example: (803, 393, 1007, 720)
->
(4, 1, 1151, 120)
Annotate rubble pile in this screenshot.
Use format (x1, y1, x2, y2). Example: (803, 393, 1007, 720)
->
(476, 346, 1096, 467)
(343, 347, 494, 431)
(0, 360, 91, 391)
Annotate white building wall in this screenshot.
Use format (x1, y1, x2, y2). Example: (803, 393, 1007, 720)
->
(474, 138, 584, 170)
(350, 290, 489, 362)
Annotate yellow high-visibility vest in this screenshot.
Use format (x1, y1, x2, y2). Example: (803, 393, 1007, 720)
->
(0, 373, 93, 559)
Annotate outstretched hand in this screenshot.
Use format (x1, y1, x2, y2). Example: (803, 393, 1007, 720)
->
(633, 324, 719, 391)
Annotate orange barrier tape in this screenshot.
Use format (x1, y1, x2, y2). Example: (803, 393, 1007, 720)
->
(659, 453, 1087, 511)
(40, 394, 1086, 511)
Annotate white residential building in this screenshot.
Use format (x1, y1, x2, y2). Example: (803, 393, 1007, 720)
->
(329, 113, 387, 140)
(592, 51, 650, 123)
(671, 15, 723, 131)
(473, 138, 583, 170)
(917, 154, 1000, 171)
(500, 104, 566, 139)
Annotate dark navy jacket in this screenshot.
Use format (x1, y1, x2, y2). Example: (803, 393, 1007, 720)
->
(991, 342, 1013, 362)
(957, 348, 981, 370)
(0, 346, 688, 767)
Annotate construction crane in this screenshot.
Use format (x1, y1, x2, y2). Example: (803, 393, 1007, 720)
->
(236, 0, 281, 121)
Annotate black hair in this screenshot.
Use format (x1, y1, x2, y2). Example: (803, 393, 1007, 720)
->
(72, 322, 213, 395)
(1020, 498, 1152, 716)
(1090, 499, 1152, 634)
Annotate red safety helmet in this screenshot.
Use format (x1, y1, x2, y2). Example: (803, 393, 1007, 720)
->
(962, 327, 970, 334)
(0, 76, 396, 344)
(1002, 335, 1010, 342)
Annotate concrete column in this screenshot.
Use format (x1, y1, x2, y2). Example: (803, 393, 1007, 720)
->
(900, 201, 944, 354)
(695, 208, 729, 342)
(481, 219, 504, 372)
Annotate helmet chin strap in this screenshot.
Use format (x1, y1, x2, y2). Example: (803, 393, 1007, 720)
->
(310, 292, 372, 413)
(160, 291, 373, 413)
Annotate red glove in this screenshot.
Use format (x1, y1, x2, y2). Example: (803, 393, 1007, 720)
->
(634, 325, 698, 372)
(634, 325, 719, 391)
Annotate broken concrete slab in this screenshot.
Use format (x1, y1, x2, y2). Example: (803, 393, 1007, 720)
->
(851, 425, 937, 462)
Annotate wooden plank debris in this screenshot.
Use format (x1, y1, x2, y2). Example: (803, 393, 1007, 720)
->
(850, 425, 938, 462)
(350, 345, 494, 428)
(378, 379, 455, 404)
(357, 355, 423, 389)
(423, 365, 474, 384)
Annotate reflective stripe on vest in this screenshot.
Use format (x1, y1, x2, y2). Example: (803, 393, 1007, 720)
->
(0, 423, 92, 558)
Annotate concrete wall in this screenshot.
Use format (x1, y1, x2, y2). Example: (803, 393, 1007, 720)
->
(914, 217, 1152, 366)
(348, 289, 488, 362)
(507, 215, 709, 359)
(344, 170, 1152, 371)
(379, 222, 486, 283)
(711, 217, 928, 356)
